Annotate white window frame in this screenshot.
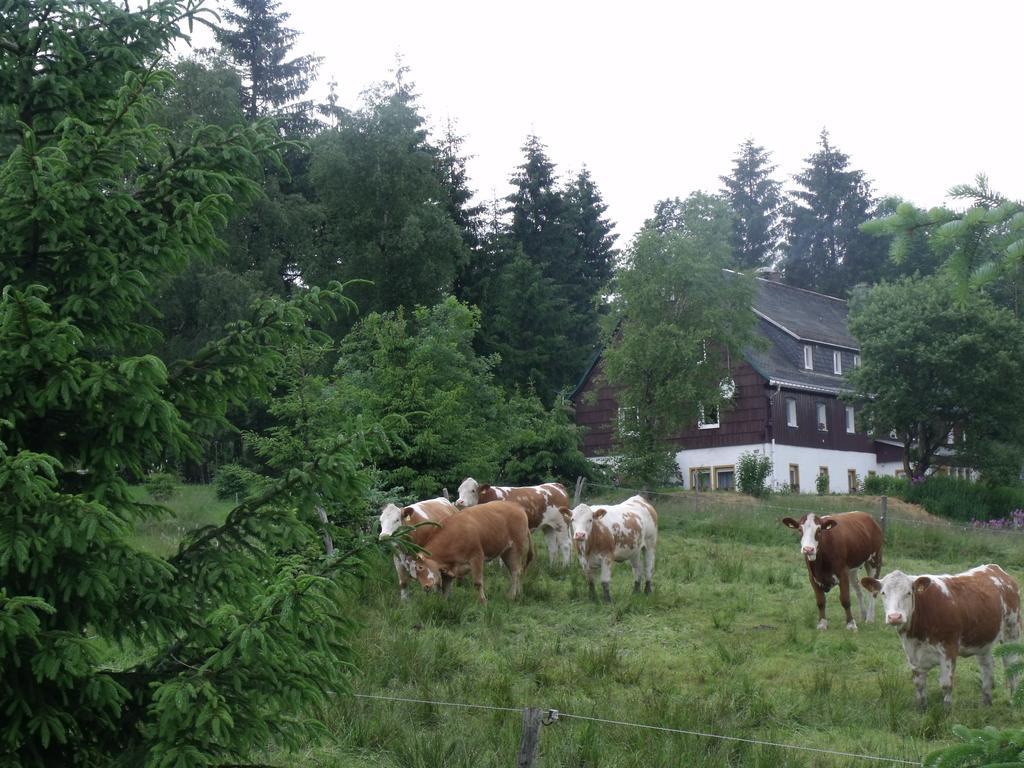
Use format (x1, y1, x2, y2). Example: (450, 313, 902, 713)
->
(698, 403, 720, 430)
(845, 406, 855, 434)
(816, 402, 828, 432)
(833, 350, 842, 375)
(803, 345, 813, 370)
(785, 397, 797, 428)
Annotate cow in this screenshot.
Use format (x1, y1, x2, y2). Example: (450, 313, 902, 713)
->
(862, 565, 1022, 710)
(413, 500, 533, 604)
(781, 511, 883, 630)
(567, 495, 658, 603)
(456, 478, 571, 567)
(378, 497, 458, 600)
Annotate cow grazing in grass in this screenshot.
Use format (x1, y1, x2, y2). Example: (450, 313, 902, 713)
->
(456, 478, 571, 567)
(379, 497, 458, 600)
(568, 495, 658, 603)
(414, 500, 533, 604)
(781, 511, 883, 630)
(862, 565, 1021, 710)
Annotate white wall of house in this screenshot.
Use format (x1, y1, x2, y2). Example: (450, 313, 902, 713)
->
(675, 442, 902, 493)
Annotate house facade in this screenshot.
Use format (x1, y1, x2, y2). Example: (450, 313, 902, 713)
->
(571, 276, 908, 493)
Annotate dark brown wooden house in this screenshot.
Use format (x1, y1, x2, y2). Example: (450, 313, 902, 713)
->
(571, 276, 909, 492)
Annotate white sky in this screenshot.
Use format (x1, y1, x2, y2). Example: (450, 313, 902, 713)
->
(184, 0, 1023, 243)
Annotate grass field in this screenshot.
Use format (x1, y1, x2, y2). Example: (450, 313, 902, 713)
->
(144, 487, 1024, 767)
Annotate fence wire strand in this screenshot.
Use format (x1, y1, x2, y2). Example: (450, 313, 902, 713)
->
(350, 691, 923, 766)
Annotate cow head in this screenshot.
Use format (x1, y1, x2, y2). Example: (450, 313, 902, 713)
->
(862, 570, 928, 627)
(413, 556, 443, 591)
(456, 477, 480, 508)
(378, 503, 404, 539)
(781, 513, 837, 562)
(569, 503, 606, 543)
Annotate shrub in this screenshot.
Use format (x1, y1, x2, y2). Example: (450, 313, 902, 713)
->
(863, 474, 908, 497)
(905, 475, 1024, 522)
(214, 463, 254, 501)
(736, 451, 772, 497)
(815, 471, 829, 496)
(144, 472, 178, 501)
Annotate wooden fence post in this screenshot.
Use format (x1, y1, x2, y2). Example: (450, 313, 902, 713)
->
(880, 495, 888, 539)
(442, 487, 450, 501)
(573, 476, 585, 506)
(316, 504, 335, 556)
(516, 707, 543, 768)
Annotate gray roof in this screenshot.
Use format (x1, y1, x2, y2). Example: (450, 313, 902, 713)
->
(752, 278, 858, 349)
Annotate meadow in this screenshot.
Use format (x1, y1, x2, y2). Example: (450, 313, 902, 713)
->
(141, 487, 1024, 767)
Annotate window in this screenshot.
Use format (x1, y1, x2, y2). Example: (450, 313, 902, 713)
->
(853, 354, 861, 368)
(845, 406, 855, 434)
(785, 397, 798, 428)
(847, 469, 858, 493)
(715, 466, 735, 491)
(867, 470, 877, 479)
(946, 429, 955, 446)
(895, 469, 906, 479)
(690, 467, 711, 491)
(833, 351, 842, 375)
(816, 402, 828, 431)
(803, 345, 813, 370)
(819, 466, 829, 487)
(788, 464, 800, 491)
(698, 403, 720, 429)
(617, 406, 639, 437)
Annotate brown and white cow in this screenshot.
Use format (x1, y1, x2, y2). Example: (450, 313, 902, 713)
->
(378, 497, 458, 600)
(781, 511, 883, 630)
(568, 495, 658, 603)
(456, 478, 571, 567)
(413, 500, 533, 604)
(862, 565, 1022, 710)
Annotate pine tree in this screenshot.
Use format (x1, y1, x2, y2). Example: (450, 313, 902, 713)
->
(0, 3, 379, 762)
(215, 0, 323, 134)
(719, 139, 783, 270)
(564, 166, 618, 308)
(506, 134, 572, 275)
(782, 129, 879, 296)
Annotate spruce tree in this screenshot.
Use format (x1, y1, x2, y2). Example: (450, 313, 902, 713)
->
(719, 139, 783, 270)
(781, 129, 879, 296)
(506, 134, 572, 275)
(0, 3, 378, 762)
(215, 0, 323, 134)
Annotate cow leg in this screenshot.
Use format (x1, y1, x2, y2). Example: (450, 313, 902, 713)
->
(809, 575, 828, 630)
(558, 528, 572, 568)
(630, 553, 643, 593)
(441, 572, 455, 598)
(501, 548, 523, 600)
(837, 567, 857, 630)
(643, 543, 655, 594)
(600, 557, 613, 603)
(912, 666, 928, 711)
(939, 652, 956, 711)
(979, 651, 995, 706)
(394, 555, 409, 601)
(471, 556, 486, 604)
(583, 558, 598, 601)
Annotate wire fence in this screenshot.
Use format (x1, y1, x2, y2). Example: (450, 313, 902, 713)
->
(350, 691, 924, 766)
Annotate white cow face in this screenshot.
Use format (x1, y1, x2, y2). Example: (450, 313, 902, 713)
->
(379, 503, 403, 539)
(862, 570, 924, 627)
(456, 477, 479, 508)
(569, 504, 606, 542)
(781, 513, 836, 561)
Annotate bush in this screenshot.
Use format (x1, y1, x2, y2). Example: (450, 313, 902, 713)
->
(815, 471, 829, 496)
(736, 451, 772, 497)
(144, 472, 179, 501)
(863, 473, 1024, 522)
(214, 463, 254, 501)
(863, 474, 908, 497)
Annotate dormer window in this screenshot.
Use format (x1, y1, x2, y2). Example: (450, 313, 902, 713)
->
(803, 345, 813, 370)
(833, 351, 842, 375)
(698, 403, 720, 430)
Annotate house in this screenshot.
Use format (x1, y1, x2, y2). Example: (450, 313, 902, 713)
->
(571, 276, 908, 493)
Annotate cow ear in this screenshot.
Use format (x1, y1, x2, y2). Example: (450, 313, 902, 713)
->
(558, 506, 571, 523)
(914, 576, 931, 594)
(401, 508, 414, 522)
(861, 577, 881, 595)
(781, 517, 800, 529)
(593, 508, 607, 519)
(820, 518, 838, 531)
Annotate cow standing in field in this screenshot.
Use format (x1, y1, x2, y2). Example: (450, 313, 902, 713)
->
(456, 478, 571, 567)
(379, 498, 458, 600)
(568, 495, 658, 603)
(781, 511, 883, 630)
(413, 500, 533, 604)
(862, 565, 1021, 710)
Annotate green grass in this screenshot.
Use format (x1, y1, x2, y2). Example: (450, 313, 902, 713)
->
(134, 487, 1024, 766)
(129, 483, 232, 556)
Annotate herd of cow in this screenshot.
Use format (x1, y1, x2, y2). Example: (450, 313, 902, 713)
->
(378, 480, 1022, 712)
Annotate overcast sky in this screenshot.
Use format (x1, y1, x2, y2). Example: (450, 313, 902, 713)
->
(187, 0, 1022, 243)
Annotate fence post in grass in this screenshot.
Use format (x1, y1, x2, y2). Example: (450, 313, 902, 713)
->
(442, 487, 450, 500)
(516, 707, 543, 768)
(573, 476, 585, 506)
(880, 495, 888, 540)
(316, 504, 335, 556)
